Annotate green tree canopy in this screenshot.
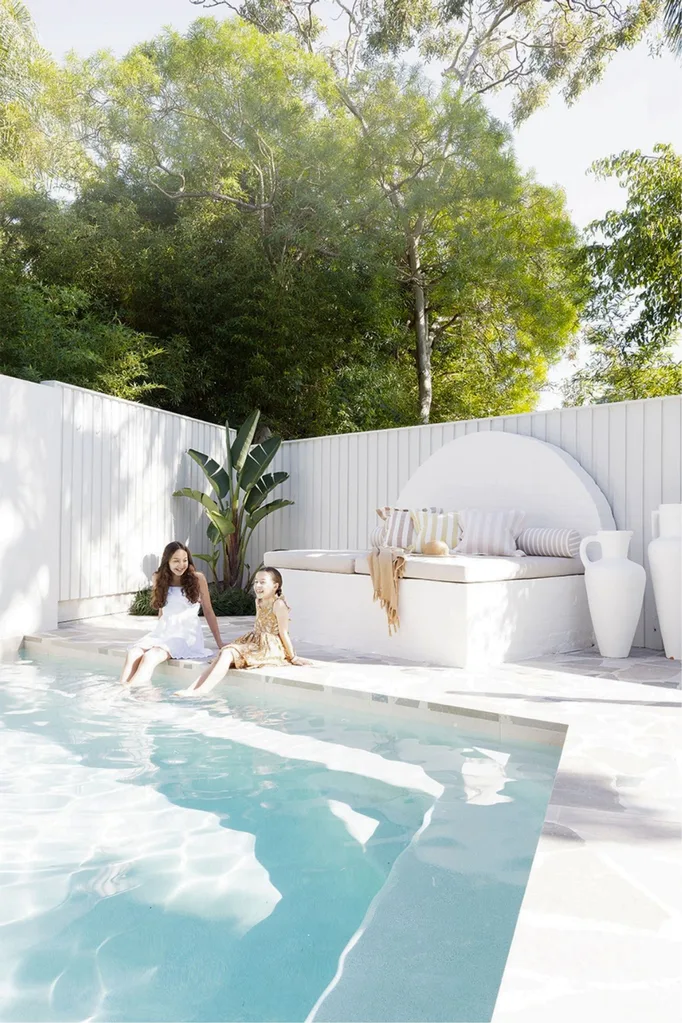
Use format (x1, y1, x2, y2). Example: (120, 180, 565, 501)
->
(584, 144, 681, 354)
(195, 1, 660, 121)
(564, 144, 682, 405)
(0, 251, 169, 399)
(51, 18, 581, 424)
(2, 14, 586, 432)
(342, 62, 581, 420)
(0, 0, 90, 193)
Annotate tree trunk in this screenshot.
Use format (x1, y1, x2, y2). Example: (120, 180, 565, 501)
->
(226, 530, 242, 589)
(221, 545, 229, 593)
(406, 225, 432, 423)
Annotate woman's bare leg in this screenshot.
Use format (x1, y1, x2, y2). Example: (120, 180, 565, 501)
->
(119, 646, 145, 685)
(128, 647, 170, 686)
(176, 648, 235, 696)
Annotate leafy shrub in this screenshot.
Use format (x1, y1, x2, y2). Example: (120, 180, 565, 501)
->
(129, 587, 154, 615)
(204, 587, 256, 617)
(128, 584, 255, 616)
(0, 262, 167, 401)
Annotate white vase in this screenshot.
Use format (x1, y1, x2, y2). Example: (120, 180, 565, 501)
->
(648, 504, 682, 660)
(579, 530, 646, 658)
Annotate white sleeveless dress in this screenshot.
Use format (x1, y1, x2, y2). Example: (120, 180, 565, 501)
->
(136, 586, 212, 660)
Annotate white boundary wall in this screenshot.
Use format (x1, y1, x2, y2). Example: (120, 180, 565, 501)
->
(42, 383, 228, 621)
(2, 377, 678, 650)
(255, 396, 682, 651)
(0, 376, 61, 652)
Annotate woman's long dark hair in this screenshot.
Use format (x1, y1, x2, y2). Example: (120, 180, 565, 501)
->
(152, 541, 201, 609)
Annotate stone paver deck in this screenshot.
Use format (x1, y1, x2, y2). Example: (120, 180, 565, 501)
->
(21, 614, 682, 1023)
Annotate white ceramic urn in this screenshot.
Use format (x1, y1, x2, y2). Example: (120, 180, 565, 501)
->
(648, 504, 682, 660)
(579, 530, 646, 658)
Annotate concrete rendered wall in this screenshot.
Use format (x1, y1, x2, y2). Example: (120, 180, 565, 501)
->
(0, 375, 61, 654)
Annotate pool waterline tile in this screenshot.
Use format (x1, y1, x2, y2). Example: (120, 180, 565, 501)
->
(21, 634, 567, 745)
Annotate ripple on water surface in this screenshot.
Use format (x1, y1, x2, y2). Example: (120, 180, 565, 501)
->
(0, 656, 560, 1023)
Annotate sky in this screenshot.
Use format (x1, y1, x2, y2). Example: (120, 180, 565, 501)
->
(25, 0, 682, 407)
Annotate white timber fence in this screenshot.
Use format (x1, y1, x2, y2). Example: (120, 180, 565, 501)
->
(1, 376, 678, 650)
(42, 382, 229, 621)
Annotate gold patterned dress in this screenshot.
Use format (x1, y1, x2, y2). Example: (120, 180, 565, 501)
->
(224, 598, 289, 669)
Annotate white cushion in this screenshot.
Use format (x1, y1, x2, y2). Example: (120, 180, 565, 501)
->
(455, 508, 525, 556)
(264, 550, 363, 574)
(518, 526, 581, 558)
(354, 553, 584, 583)
(410, 510, 459, 553)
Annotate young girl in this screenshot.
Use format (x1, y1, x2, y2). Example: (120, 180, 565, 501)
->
(176, 567, 308, 696)
(119, 541, 223, 686)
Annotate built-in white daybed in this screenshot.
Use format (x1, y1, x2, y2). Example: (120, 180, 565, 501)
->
(266, 432, 616, 668)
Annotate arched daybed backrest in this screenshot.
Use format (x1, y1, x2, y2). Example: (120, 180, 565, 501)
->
(396, 431, 615, 536)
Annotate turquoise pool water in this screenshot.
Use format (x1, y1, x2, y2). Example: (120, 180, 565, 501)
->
(0, 656, 560, 1022)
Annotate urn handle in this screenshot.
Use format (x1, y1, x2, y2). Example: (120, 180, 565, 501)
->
(579, 534, 600, 568)
(651, 509, 660, 539)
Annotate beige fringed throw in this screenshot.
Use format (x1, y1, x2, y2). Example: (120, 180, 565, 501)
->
(368, 546, 407, 635)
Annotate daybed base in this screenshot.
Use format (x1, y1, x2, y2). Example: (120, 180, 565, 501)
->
(276, 567, 593, 669)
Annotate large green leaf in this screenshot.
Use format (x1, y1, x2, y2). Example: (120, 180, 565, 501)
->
(230, 410, 260, 475)
(239, 435, 282, 492)
(224, 420, 235, 488)
(206, 521, 221, 545)
(206, 509, 235, 538)
(193, 551, 218, 567)
(246, 498, 294, 530)
(172, 487, 220, 514)
(187, 449, 230, 502)
(244, 471, 289, 514)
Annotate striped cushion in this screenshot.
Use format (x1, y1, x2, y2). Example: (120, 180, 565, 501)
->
(455, 508, 525, 557)
(369, 523, 387, 548)
(517, 527, 581, 559)
(410, 510, 459, 553)
(380, 506, 441, 550)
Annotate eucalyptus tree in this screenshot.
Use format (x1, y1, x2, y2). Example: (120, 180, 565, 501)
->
(72, 18, 339, 230)
(342, 63, 581, 420)
(0, 0, 91, 190)
(194, 1, 661, 121)
(1, 0, 47, 186)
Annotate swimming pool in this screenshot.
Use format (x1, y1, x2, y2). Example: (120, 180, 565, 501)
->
(0, 655, 561, 1022)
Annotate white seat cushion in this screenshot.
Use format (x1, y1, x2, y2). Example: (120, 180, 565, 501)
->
(264, 550, 363, 574)
(354, 553, 584, 583)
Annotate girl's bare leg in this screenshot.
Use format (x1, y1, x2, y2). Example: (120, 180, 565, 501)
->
(176, 648, 235, 696)
(128, 647, 170, 686)
(119, 647, 145, 685)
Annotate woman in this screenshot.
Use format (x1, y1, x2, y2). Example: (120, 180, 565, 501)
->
(119, 541, 222, 686)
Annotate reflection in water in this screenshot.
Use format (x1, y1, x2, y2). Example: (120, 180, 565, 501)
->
(326, 800, 380, 847)
(461, 747, 513, 805)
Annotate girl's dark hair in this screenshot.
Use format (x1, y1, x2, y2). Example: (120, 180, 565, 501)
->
(260, 567, 283, 597)
(152, 541, 201, 609)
